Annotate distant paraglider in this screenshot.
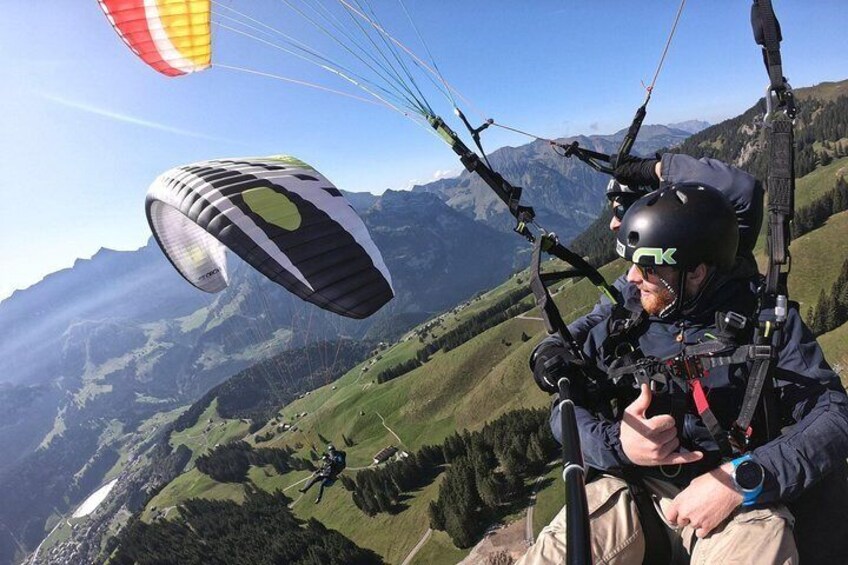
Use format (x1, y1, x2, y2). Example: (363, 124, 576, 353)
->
(146, 155, 394, 319)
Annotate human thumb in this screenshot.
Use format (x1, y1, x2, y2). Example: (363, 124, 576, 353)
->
(628, 383, 652, 416)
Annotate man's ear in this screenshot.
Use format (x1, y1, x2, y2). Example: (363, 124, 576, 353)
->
(686, 263, 710, 292)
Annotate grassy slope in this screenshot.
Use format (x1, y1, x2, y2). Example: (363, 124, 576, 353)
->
(753, 155, 848, 255)
(795, 156, 848, 208)
(783, 210, 848, 312)
(142, 468, 246, 521)
(137, 257, 615, 563)
(819, 322, 848, 386)
(169, 398, 250, 465)
(409, 530, 467, 565)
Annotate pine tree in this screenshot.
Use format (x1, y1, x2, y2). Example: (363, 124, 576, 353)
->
(526, 433, 548, 472)
(810, 289, 828, 335)
(821, 293, 838, 334)
(429, 500, 445, 530)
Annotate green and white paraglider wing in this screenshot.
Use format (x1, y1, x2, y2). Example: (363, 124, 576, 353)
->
(146, 156, 393, 319)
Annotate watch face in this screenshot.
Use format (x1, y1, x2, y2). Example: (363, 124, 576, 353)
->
(736, 460, 764, 490)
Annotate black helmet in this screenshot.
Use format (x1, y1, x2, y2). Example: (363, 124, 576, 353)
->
(616, 184, 738, 271)
(327, 444, 335, 452)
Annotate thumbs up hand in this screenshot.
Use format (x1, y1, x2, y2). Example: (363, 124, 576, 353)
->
(620, 384, 703, 467)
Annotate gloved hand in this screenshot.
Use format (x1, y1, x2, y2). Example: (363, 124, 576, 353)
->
(612, 154, 660, 189)
(529, 338, 584, 394)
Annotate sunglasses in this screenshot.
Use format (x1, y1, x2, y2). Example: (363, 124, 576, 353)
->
(632, 263, 658, 278)
(611, 196, 639, 221)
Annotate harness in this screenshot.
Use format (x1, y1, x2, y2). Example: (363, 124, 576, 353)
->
(600, 300, 782, 460)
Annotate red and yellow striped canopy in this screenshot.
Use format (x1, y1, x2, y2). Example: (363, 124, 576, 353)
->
(98, 0, 211, 77)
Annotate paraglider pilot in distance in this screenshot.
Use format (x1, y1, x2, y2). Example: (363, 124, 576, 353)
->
(300, 445, 346, 503)
(520, 170, 848, 563)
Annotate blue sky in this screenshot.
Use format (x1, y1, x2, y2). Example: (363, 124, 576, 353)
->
(1, 1, 845, 301)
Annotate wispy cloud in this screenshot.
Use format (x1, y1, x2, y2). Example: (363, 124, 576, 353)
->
(38, 92, 234, 143)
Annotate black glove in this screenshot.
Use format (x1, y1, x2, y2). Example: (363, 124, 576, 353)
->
(529, 338, 584, 394)
(612, 154, 660, 189)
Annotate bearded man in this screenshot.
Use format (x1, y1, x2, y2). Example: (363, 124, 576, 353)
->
(520, 184, 848, 564)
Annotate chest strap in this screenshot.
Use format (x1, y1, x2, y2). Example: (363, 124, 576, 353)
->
(606, 310, 772, 458)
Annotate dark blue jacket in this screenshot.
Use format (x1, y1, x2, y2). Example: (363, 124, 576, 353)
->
(550, 273, 848, 505)
(567, 154, 763, 344)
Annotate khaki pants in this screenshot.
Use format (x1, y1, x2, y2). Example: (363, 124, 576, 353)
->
(518, 474, 798, 565)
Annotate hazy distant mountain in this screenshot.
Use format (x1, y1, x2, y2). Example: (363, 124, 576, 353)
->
(668, 120, 711, 134)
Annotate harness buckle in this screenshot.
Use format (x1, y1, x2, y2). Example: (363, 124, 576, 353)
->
(749, 345, 774, 360)
(666, 354, 705, 381)
(729, 424, 754, 454)
(724, 311, 748, 332)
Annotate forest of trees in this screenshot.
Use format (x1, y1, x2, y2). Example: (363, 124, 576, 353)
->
(793, 176, 848, 239)
(570, 204, 618, 268)
(672, 94, 848, 181)
(172, 339, 373, 433)
(807, 256, 848, 337)
(195, 441, 313, 483)
(338, 408, 558, 548)
(338, 444, 444, 515)
(109, 490, 383, 565)
(428, 409, 558, 547)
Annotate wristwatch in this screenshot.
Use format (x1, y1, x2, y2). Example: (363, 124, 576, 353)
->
(731, 454, 764, 506)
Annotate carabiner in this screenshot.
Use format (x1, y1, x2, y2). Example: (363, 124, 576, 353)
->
(763, 82, 797, 125)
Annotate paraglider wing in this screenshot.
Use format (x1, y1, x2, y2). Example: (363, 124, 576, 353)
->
(146, 156, 394, 319)
(98, 0, 211, 77)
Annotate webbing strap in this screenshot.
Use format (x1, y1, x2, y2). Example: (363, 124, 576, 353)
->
(751, 0, 785, 92)
(744, 0, 794, 453)
(700, 344, 773, 369)
(734, 356, 773, 441)
(765, 114, 795, 295)
(691, 379, 735, 457)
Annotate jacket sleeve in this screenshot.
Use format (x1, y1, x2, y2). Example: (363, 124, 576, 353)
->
(550, 402, 631, 471)
(567, 273, 630, 345)
(660, 153, 764, 261)
(749, 308, 848, 504)
(549, 325, 632, 471)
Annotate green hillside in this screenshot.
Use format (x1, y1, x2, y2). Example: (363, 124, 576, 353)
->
(133, 257, 623, 563)
(785, 210, 848, 311)
(819, 323, 848, 382)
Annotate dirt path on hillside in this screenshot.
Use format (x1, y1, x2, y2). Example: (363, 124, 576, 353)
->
(376, 412, 404, 445)
(400, 528, 432, 565)
(525, 475, 545, 545)
(515, 312, 544, 321)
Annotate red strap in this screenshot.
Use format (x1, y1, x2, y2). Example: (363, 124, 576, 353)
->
(691, 379, 710, 414)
